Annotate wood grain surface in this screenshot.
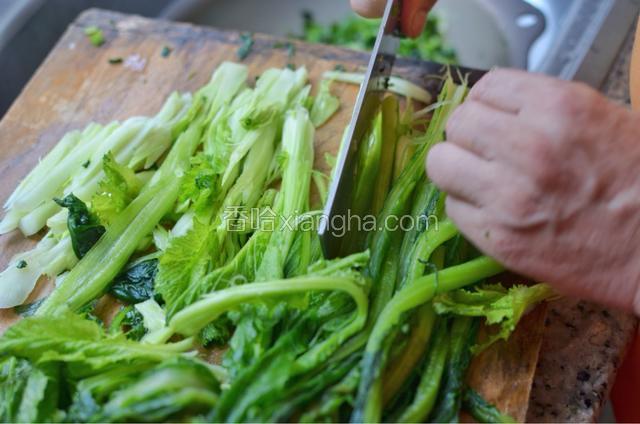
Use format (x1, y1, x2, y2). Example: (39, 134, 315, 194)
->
(0, 9, 635, 422)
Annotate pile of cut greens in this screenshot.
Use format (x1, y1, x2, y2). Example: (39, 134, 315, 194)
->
(298, 12, 457, 64)
(0, 61, 552, 423)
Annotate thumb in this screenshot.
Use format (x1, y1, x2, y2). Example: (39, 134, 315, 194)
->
(401, 0, 437, 38)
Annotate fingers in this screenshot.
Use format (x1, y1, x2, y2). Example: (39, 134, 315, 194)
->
(468, 68, 564, 114)
(444, 196, 488, 247)
(401, 0, 437, 37)
(426, 142, 498, 207)
(350, 0, 387, 18)
(446, 100, 523, 161)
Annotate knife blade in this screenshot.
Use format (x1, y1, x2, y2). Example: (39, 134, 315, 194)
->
(318, 0, 403, 259)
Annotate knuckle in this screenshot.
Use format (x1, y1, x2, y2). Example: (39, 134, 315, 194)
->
(488, 228, 524, 264)
(503, 188, 540, 224)
(525, 138, 556, 186)
(469, 69, 499, 99)
(507, 189, 539, 222)
(549, 89, 580, 116)
(547, 82, 599, 119)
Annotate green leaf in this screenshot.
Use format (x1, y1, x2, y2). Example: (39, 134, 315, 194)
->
(108, 258, 158, 304)
(0, 308, 188, 378)
(433, 283, 556, 351)
(54, 193, 105, 259)
(66, 358, 220, 423)
(310, 79, 340, 127)
(155, 219, 214, 317)
(237, 32, 254, 60)
(96, 358, 219, 422)
(176, 153, 219, 217)
(92, 152, 142, 224)
(0, 357, 60, 422)
(110, 306, 146, 341)
(84, 25, 105, 47)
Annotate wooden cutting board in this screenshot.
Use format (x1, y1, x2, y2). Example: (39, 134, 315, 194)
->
(0, 9, 635, 422)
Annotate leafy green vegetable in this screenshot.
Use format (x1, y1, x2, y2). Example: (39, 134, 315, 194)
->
(65, 358, 220, 423)
(396, 319, 449, 422)
(0, 62, 539, 424)
(84, 25, 105, 47)
(110, 306, 146, 340)
(155, 219, 213, 317)
(0, 235, 76, 308)
(352, 257, 503, 423)
(109, 258, 158, 304)
(433, 283, 555, 351)
(92, 152, 143, 224)
(310, 79, 340, 127)
(37, 63, 247, 317)
(237, 32, 254, 60)
(429, 317, 479, 422)
(54, 193, 106, 259)
(462, 388, 515, 423)
(0, 357, 61, 422)
(299, 12, 456, 63)
(135, 298, 166, 337)
(0, 308, 189, 378)
(161, 45, 172, 58)
(255, 107, 315, 281)
(95, 358, 219, 422)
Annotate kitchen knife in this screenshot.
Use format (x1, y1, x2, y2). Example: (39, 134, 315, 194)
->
(318, 0, 402, 258)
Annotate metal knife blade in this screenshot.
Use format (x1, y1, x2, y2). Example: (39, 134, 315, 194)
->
(318, 0, 402, 259)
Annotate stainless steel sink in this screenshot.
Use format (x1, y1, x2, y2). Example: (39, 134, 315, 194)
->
(166, 0, 639, 88)
(0, 0, 637, 120)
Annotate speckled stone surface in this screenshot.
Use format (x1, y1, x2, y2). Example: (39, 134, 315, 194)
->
(602, 19, 636, 104)
(526, 23, 639, 422)
(527, 299, 637, 422)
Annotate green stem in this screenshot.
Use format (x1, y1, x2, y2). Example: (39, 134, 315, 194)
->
(397, 318, 449, 422)
(462, 388, 515, 423)
(429, 316, 479, 422)
(37, 117, 204, 316)
(169, 276, 368, 344)
(351, 257, 503, 423)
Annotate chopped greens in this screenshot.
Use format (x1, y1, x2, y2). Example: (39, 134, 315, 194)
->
(0, 60, 546, 423)
(84, 25, 105, 47)
(433, 283, 555, 351)
(237, 32, 254, 60)
(299, 12, 456, 63)
(54, 194, 106, 259)
(108, 258, 158, 304)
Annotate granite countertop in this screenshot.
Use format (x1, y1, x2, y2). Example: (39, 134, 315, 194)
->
(526, 23, 639, 422)
(603, 20, 636, 104)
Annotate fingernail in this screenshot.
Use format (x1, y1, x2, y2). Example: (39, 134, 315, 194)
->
(409, 10, 427, 37)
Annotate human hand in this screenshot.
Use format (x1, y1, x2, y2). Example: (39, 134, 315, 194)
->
(350, 0, 437, 37)
(427, 68, 640, 315)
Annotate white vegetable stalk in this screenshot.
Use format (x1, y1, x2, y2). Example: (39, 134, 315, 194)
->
(0, 93, 193, 236)
(136, 298, 167, 335)
(219, 67, 309, 187)
(0, 235, 76, 308)
(322, 70, 433, 104)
